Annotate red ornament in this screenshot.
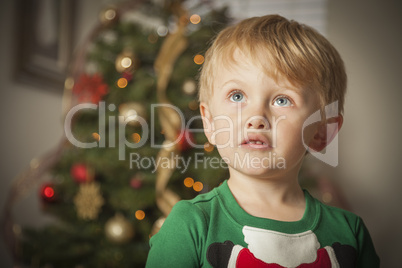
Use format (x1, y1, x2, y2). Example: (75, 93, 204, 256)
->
(71, 163, 93, 183)
(130, 174, 143, 189)
(40, 183, 56, 202)
(130, 178, 142, 189)
(72, 73, 108, 103)
(177, 129, 195, 151)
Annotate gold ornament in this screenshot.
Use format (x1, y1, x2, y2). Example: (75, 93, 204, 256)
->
(118, 102, 147, 126)
(73, 182, 104, 220)
(105, 213, 134, 244)
(182, 79, 197, 95)
(115, 50, 138, 73)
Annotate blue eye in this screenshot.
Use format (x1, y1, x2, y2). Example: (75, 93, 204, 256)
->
(229, 91, 245, 102)
(273, 96, 292, 107)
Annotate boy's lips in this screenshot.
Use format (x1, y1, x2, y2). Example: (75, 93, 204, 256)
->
(240, 133, 271, 149)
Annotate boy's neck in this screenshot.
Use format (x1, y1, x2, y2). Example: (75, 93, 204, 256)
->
(227, 169, 306, 222)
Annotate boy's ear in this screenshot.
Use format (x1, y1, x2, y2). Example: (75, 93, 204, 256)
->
(199, 102, 216, 145)
(308, 115, 343, 152)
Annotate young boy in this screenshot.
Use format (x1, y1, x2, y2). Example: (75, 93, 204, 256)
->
(146, 15, 379, 267)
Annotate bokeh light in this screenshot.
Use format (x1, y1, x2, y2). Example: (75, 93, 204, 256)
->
(135, 210, 146, 220)
(184, 177, 194, 188)
(104, 9, 116, 21)
(92, 132, 101, 141)
(132, 133, 141, 143)
(43, 186, 55, 198)
(194, 54, 204, 65)
(157, 26, 168, 37)
(193, 181, 203, 192)
(64, 77, 74, 90)
(204, 142, 214, 152)
(117, 77, 128, 88)
(121, 57, 132, 68)
(190, 14, 201, 24)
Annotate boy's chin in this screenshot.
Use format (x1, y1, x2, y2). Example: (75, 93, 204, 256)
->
(228, 165, 288, 178)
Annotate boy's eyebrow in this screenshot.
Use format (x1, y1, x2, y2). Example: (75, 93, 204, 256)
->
(273, 79, 304, 94)
(218, 79, 244, 89)
(219, 79, 302, 95)
(280, 85, 302, 94)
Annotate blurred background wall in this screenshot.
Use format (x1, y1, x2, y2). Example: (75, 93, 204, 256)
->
(326, 0, 402, 266)
(1, 0, 401, 267)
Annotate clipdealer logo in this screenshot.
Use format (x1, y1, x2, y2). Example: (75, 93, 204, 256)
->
(64, 101, 340, 167)
(128, 152, 285, 173)
(302, 101, 340, 167)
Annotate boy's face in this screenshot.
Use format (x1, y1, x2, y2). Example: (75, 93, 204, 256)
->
(200, 50, 324, 179)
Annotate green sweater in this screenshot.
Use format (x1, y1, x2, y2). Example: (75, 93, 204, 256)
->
(146, 180, 379, 267)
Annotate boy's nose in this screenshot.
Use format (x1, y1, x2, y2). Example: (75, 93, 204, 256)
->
(246, 116, 269, 130)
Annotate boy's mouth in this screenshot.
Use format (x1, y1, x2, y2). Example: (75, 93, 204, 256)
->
(240, 134, 270, 149)
(245, 140, 266, 145)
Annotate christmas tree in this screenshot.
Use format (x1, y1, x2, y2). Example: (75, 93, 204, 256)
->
(7, 1, 231, 267)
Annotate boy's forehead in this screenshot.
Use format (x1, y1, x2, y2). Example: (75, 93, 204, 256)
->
(213, 49, 304, 93)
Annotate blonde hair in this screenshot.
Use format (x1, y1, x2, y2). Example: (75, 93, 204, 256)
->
(198, 14, 347, 114)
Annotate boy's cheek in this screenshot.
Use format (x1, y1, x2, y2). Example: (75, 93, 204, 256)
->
(272, 120, 311, 149)
(202, 118, 214, 134)
(202, 127, 216, 146)
(212, 130, 236, 148)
